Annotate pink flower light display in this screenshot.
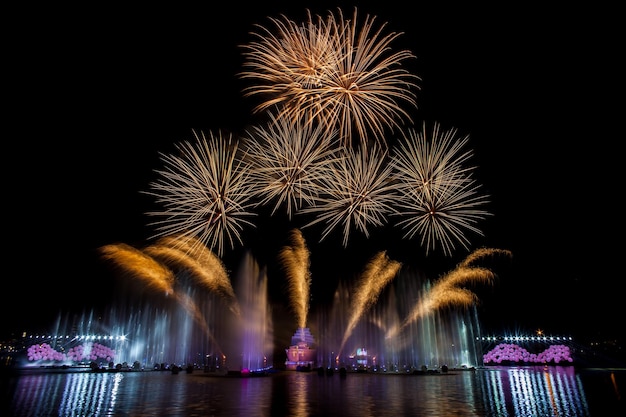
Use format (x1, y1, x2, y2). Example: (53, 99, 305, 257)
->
(26, 342, 116, 363)
(26, 343, 66, 362)
(483, 343, 573, 364)
(66, 342, 116, 362)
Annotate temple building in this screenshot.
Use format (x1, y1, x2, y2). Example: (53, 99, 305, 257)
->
(285, 327, 317, 370)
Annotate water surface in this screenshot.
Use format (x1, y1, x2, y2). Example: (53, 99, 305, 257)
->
(3, 366, 624, 416)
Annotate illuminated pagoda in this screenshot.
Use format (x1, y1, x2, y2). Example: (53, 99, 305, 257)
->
(285, 327, 317, 370)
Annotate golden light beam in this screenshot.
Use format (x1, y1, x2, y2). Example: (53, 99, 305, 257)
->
(277, 228, 311, 329)
(459, 247, 512, 268)
(99, 242, 225, 356)
(145, 234, 241, 317)
(99, 243, 175, 295)
(386, 247, 512, 339)
(338, 251, 401, 357)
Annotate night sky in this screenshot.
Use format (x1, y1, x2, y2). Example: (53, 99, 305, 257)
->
(5, 2, 621, 345)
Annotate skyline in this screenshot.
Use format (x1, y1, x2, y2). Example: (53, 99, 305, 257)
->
(5, 2, 621, 346)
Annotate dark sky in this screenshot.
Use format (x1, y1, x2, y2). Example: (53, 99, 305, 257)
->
(5, 2, 621, 344)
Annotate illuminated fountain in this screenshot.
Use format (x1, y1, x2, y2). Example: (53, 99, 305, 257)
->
(20, 233, 509, 373)
(22, 237, 273, 372)
(312, 266, 484, 371)
(99, 239, 273, 372)
(233, 251, 273, 372)
(279, 233, 510, 372)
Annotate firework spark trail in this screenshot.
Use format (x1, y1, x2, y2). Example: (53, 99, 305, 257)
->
(391, 122, 492, 256)
(387, 275, 479, 341)
(144, 235, 241, 317)
(99, 243, 224, 355)
(99, 243, 175, 295)
(277, 229, 311, 329)
(242, 112, 341, 219)
(240, 7, 419, 148)
(459, 247, 512, 268)
(443, 266, 495, 288)
(301, 143, 399, 247)
(338, 251, 401, 357)
(385, 248, 512, 339)
(144, 130, 257, 257)
(385, 284, 479, 341)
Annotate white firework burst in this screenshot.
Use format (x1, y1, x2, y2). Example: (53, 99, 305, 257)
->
(390, 122, 491, 256)
(323, 8, 420, 147)
(242, 111, 342, 219)
(144, 130, 257, 257)
(300, 142, 399, 246)
(239, 9, 342, 118)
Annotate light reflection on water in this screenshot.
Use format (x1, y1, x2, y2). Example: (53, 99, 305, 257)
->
(3, 366, 624, 416)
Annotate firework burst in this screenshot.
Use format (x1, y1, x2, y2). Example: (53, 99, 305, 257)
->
(144, 130, 257, 257)
(390, 122, 492, 256)
(324, 8, 420, 146)
(242, 111, 341, 219)
(240, 7, 419, 148)
(239, 10, 341, 118)
(300, 142, 399, 247)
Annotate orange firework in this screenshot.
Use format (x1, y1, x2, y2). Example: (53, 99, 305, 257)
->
(240, 7, 419, 148)
(99, 243, 174, 296)
(145, 235, 241, 317)
(386, 247, 512, 339)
